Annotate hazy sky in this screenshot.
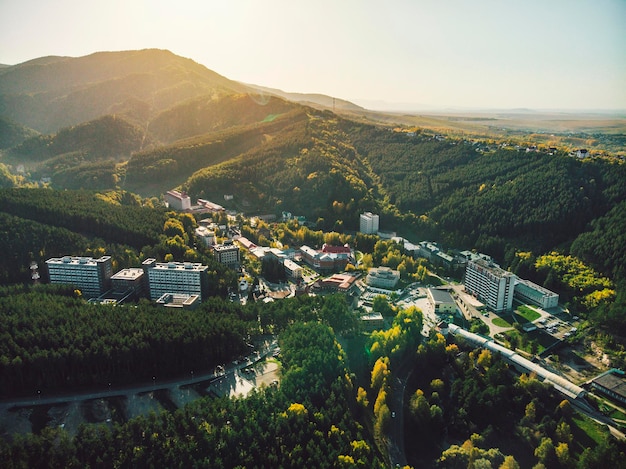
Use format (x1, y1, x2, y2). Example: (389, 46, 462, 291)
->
(1, 0, 624, 110)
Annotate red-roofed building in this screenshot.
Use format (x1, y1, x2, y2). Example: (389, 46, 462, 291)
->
(314, 273, 359, 293)
(321, 243, 352, 255)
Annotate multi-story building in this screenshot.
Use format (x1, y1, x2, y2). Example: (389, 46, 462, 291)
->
(300, 245, 349, 272)
(359, 212, 379, 234)
(46, 255, 113, 298)
(195, 226, 216, 247)
(366, 266, 400, 289)
(416, 241, 440, 261)
(314, 273, 359, 293)
(284, 259, 303, 281)
(164, 190, 191, 211)
(213, 242, 240, 269)
(142, 259, 209, 301)
(110, 268, 145, 299)
(514, 278, 559, 309)
(464, 259, 515, 313)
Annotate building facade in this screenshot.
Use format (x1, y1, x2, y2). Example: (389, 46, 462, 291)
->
(283, 259, 303, 281)
(195, 226, 216, 247)
(164, 190, 191, 211)
(514, 278, 559, 309)
(142, 259, 209, 301)
(300, 245, 349, 272)
(46, 255, 113, 298)
(359, 212, 379, 234)
(110, 268, 145, 299)
(213, 242, 240, 269)
(366, 266, 400, 289)
(464, 258, 515, 313)
(427, 288, 457, 315)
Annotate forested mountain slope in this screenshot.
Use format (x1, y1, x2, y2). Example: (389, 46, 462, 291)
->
(0, 49, 249, 133)
(0, 116, 38, 149)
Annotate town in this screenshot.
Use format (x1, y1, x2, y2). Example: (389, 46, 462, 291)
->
(39, 188, 626, 426)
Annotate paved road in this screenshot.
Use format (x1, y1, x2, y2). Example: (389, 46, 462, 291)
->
(387, 357, 413, 468)
(0, 339, 278, 412)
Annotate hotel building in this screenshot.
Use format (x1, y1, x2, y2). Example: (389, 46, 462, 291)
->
(46, 255, 113, 298)
(359, 212, 379, 234)
(464, 258, 515, 313)
(142, 259, 209, 301)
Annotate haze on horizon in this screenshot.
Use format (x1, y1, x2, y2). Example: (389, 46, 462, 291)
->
(1, 0, 624, 112)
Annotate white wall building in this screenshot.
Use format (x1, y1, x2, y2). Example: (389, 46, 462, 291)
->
(359, 212, 379, 234)
(142, 259, 208, 301)
(427, 288, 457, 315)
(164, 190, 191, 211)
(46, 255, 113, 298)
(514, 278, 559, 309)
(464, 258, 515, 313)
(366, 266, 400, 289)
(284, 259, 303, 280)
(195, 226, 216, 247)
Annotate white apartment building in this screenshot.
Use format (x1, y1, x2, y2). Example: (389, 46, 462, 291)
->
(464, 258, 515, 313)
(46, 255, 113, 298)
(360, 212, 379, 234)
(164, 190, 191, 211)
(142, 259, 208, 301)
(366, 266, 400, 289)
(514, 278, 559, 309)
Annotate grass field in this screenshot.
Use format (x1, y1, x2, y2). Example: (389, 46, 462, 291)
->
(492, 317, 512, 328)
(515, 305, 541, 322)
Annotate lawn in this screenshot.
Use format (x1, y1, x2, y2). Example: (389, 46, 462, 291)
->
(492, 317, 513, 328)
(571, 414, 610, 448)
(515, 305, 541, 322)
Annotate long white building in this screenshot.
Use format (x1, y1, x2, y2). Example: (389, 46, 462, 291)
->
(464, 258, 515, 313)
(46, 255, 113, 298)
(142, 259, 209, 301)
(514, 278, 559, 309)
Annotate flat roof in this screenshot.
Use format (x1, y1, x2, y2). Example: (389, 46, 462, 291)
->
(429, 288, 455, 304)
(593, 373, 626, 399)
(111, 268, 144, 280)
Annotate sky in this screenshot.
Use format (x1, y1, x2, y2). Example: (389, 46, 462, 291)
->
(1, 0, 625, 111)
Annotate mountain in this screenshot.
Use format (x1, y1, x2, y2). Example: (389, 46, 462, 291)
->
(0, 116, 38, 149)
(244, 83, 364, 112)
(1, 49, 624, 280)
(0, 49, 250, 133)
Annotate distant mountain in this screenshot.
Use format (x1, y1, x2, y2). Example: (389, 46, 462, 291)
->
(0, 49, 251, 133)
(148, 93, 300, 144)
(244, 84, 364, 112)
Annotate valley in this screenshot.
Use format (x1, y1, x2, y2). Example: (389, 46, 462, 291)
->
(1, 49, 625, 468)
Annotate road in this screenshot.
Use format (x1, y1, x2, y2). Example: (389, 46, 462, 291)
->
(387, 357, 413, 468)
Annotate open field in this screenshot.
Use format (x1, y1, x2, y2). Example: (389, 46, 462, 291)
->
(346, 108, 626, 154)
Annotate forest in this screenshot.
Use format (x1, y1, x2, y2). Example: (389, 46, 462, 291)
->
(1, 321, 385, 469)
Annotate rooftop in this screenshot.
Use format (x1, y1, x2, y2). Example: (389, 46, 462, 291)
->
(428, 288, 455, 304)
(593, 372, 626, 399)
(111, 268, 144, 281)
